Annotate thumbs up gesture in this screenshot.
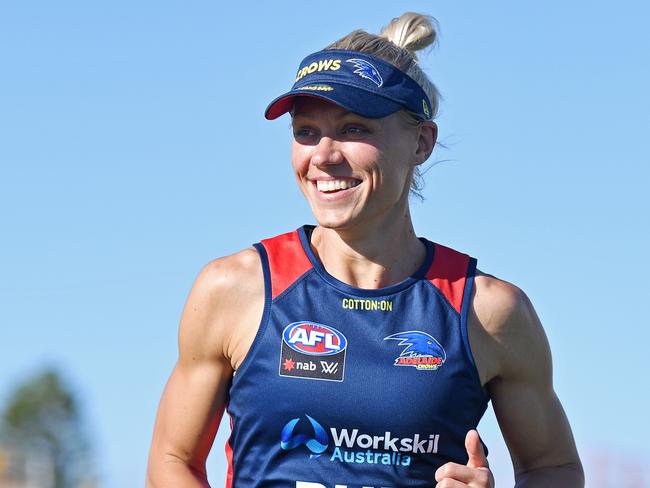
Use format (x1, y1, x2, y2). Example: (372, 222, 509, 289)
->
(434, 430, 495, 487)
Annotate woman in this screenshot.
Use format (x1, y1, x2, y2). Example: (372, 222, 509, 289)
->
(147, 13, 583, 488)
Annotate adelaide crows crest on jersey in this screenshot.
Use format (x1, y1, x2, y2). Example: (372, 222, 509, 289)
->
(225, 226, 490, 488)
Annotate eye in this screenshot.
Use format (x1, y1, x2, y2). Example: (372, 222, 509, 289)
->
(341, 124, 371, 139)
(293, 126, 318, 140)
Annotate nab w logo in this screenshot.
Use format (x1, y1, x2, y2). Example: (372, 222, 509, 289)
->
(320, 361, 338, 374)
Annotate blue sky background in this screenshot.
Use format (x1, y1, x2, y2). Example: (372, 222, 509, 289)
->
(1, 1, 648, 487)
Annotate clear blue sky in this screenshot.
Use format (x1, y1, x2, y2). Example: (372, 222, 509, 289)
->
(1, 1, 648, 487)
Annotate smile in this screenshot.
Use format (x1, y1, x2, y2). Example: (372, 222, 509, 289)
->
(315, 179, 361, 193)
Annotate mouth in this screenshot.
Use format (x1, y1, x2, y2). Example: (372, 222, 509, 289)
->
(313, 178, 362, 194)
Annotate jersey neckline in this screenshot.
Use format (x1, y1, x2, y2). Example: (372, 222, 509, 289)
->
(297, 225, 435, 297)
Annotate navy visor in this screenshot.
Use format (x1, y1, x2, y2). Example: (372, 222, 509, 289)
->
(265, 49, 432, 121)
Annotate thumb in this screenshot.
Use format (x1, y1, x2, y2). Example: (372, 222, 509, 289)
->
(465, 429, 489, 469)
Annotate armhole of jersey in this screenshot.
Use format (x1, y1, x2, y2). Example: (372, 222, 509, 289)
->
(224, 413, 234, 488)
(261, 229, 313, 301)
(426, 243, 467, 314)
(229, 242, 272, 382)
(460, 257, 489, 397)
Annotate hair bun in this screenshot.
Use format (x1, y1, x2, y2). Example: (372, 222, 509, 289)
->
(379, 12, 438, 55)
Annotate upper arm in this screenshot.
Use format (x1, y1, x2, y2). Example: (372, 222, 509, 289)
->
(147, 248, 264, 484)
(470, 272, 582, 478)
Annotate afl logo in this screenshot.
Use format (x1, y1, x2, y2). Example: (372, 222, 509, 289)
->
(282, 322, 347, 356)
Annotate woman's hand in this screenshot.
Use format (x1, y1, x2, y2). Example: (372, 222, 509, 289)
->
(434, 430, 495, 487)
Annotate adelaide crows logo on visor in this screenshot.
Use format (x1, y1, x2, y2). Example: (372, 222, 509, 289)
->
(385, 330, 446, 371)
(346, 58, 383, 87)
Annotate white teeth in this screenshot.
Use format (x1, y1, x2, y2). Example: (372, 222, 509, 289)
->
(316, 179, 360, 192)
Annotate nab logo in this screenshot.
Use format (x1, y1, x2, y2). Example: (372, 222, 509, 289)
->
(283, 322, 347, 356)
(280, 322, 347, 382)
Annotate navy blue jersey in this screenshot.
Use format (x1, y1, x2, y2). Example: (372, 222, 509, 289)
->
(224, 226, 490, 488)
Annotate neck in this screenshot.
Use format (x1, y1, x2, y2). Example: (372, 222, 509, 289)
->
(310, 209, 426, 289)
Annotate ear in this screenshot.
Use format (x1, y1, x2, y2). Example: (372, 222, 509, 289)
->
(414, 121, 437, 166)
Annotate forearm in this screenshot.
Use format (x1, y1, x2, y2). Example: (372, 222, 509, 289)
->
(514, 462, 584, 488)
(146, 456, 211, 488)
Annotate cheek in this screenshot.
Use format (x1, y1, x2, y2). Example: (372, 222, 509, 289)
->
(291, 142, 309, 175)
(376, 154, 414, 199)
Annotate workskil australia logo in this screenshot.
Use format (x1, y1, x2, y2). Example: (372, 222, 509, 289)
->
(280, 321, 347, 381)
(280, 414, 440, 467)
(281, 415, 329, 459)
(384, 331, 446, 370)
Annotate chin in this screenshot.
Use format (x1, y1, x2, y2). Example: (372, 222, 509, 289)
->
(311, 208, 359, 231)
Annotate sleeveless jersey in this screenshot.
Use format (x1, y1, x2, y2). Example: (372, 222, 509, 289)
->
(224, 225, 490, 488)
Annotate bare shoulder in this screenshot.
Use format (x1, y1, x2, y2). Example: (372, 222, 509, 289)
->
(195, 247, 264, 302)
(178, 247, 265, 370)
(473, 270, 532, 334)
(469, 270, 551, 384)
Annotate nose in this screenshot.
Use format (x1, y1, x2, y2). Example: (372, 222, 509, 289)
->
(310, 136, 344, 167)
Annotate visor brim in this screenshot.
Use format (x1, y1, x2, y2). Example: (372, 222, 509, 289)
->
(265, 84, 403, 120)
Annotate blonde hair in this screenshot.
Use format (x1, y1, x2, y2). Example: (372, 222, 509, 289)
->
(325, 12, 441, 198)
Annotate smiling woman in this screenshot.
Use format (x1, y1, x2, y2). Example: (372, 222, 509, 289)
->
(146, 11, 584, 488)
(289, 98, 433, 234)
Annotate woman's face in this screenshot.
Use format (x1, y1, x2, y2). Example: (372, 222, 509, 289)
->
(291, 97, 434, 232)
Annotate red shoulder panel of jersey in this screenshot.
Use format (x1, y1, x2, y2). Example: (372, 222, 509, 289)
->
(261, 229, 313, 300)
(426, 243, 471, 314)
